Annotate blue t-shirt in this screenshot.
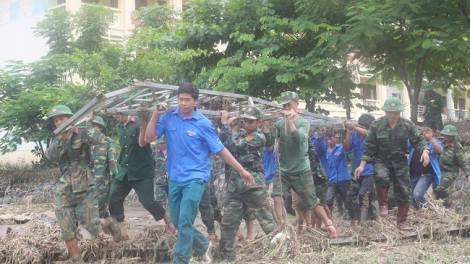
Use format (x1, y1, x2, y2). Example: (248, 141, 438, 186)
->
(350, 131, 374, 177)
(156, 107, 225, 182)
(314, 135, 351, 183)
(262, 147, 278, 184)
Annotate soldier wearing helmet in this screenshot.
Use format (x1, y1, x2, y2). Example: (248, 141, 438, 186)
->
(355, 97, 430, 230)
(433, 125, 470, 207)
(90, 117, 119, 219)
(45, 105, 121, 264)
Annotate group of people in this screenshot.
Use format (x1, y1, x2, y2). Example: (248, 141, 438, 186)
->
(46, 83, 470, 264)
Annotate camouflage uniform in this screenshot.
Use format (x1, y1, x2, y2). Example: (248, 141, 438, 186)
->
(199, 155, 223, 234)
(362, 116, 428, 205)
(91, 134, 118, 218)
(433, 139, 470, 200)
(423, 84, 446, 131)
(308, 144, 328, 207)
(153, 146, 169, 206)
(219, 108, 276, 262)
(46, 123, 103, 241)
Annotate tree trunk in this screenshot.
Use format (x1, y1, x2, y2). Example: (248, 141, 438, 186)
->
(345, 88, 351, 120)
(305, 97, 316, 112)
(409, 94, 419, 123)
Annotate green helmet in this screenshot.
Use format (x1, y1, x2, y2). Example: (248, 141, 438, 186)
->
(421, 82, 434, 92)
(440, 125, 458, 136)
(156, 134, 166, 144)
(381, 97, 405, 112)
(240, 106, 263, 120)
(47, 105, 73, 122)
(91, 116, 106, 132)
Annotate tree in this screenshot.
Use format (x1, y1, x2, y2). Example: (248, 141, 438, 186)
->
(32, 8, 74, 55)
(74, 4, 115, 53)
(338, 0, 470, 122)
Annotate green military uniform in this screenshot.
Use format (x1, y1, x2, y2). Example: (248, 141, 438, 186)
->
(362, 98, 429, 229)
(91, 134, 118, 218)
(91, 116, 118, 219)
(422, 83, 446, 131)
(362, 116, 428, 205)
(219, 107, 276, 262)
(152, 137, 169, 206)
(108, 116, 166, 223)
(308, 143, 328, 207)
(433, 125, 470, 201)
(45, 106, 103, 241)
(199, 154, 223, 234)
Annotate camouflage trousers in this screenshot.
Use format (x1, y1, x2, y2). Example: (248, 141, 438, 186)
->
(199, 176, 222, 234)
(244, 182, 274, 222)
(374, 161, 411, 205)
(220, 188, 276, 261)
(272, 170, 320, 211)
(96, 178, 111, 219)
(433, 172, 457, 201)
(350, 175, 377, 222)
(154, 176, 169, 207)
(54, 185, 102, 241)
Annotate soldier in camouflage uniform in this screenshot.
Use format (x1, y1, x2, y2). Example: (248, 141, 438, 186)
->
(45, 105, 121, 264)
(433, 125, 470, 207)
(355, 98, 430, 230)
(91, 117, 119, 219)
(153, 135, 169, 207)
(218, 106, 276, 262)
(422, 82, 451, 131)
(199, 154, 223, 241)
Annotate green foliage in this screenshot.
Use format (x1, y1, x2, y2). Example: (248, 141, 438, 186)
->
(74, 4, 115, 53)
(32, 8, 74, 55)
(337, 0, 470, 121)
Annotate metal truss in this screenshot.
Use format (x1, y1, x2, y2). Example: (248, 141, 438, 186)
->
(54, 82, 343, 135)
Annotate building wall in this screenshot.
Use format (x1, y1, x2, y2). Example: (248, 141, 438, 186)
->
(0, 0, 50, 67)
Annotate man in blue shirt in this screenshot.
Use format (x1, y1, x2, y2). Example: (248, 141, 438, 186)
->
(315, 131, 356, 227)
(343, 114, 376, 224)
(408, 120, 442, 210)
(145, 83, 254, 264)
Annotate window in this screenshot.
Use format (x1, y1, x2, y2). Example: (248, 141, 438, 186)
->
(82, 0, 98, 3)
(111, 0, 118, 8)
(362, 85, 377, 100)
(136, 0, 147, 10)
(57, 0, 66, 4)
(459, 98, 465, 109)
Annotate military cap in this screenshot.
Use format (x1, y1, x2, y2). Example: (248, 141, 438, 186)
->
(91, 116, 106, 132)
(156, 134, 166, 143)
(381, 97, 405, 112)
(440, 125, 459, 136)
(240, 106, 263, 120)
(47, 105, 73, 122)
(281, 91, 299, 105)
(421, 82, 434, 92)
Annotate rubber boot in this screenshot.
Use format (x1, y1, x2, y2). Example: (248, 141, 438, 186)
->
(397, 205, 412, 231)
(376, 188, 388, 217)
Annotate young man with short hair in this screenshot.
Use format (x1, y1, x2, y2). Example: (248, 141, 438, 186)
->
(145, 83, 254, 264)
(264, 91, 337, 238)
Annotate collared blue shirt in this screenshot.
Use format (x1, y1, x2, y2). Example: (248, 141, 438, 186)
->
(263, 146, 278, 184)
(350, 131, 374, 177)
(314, 135, 351, 183)
(156, 107, 225, 182)
(408, 139, 442, 185)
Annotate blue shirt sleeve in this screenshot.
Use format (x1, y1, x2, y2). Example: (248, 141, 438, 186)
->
(156, 112, 169, 138)
(202, 121, 225, 154)
(314, 134, 327, 156)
